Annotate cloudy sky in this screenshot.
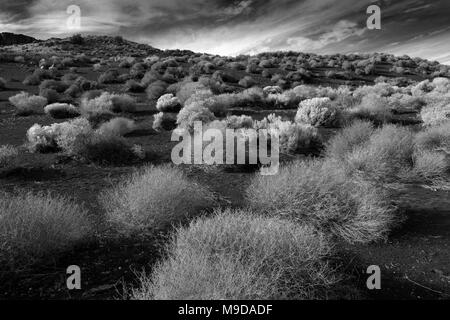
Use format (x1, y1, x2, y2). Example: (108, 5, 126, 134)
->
(1, 0, 449, 64)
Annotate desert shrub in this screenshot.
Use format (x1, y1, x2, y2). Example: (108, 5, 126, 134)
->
(239, 76, 256, 88)
(0, 191, 92, 268)
(39, 89, 61, 104)
(100, 165, 216, 235)
(55, 118, 93, 155)
(26, 123, 62, 153)
(411, 150, 448, 181)
(254, 114, 321, 154)
(296, 97, 341, 127)
(176, 102, 217, 133)
(263, 86, 282, 95)
(125, 79, 144, 93)
(0, 77, 6, 90)
(97, 117, 136, 136)
(153, 112, 178, 131)
(347, 94, 393, 124)
(246, 159, 396, 244)
(325, 120, 375, 160)
(80, 92, 136, 116)
(0, 145, 19, 168)
(420, 99, 450, 126)
(414, 122, 450, 153)
(156, 94, 182, 112)
(224, 115, 254, 129)
(146, 80, 168, 100)
(9, 92, 48, 115)
(343, 125, 415, 182)
(44, 103, 80, 119)
(130, 62, 147, 78)
(133, 209, 336, 300)
(176, 81, 209, 104)
(98, 69, 121, 84)
(387, 93, 424, 114)
(39, 80, 68, 93)
(74, 132, 138, 165)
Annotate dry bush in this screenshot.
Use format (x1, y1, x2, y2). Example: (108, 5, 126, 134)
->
(0, 145, 19, 168)
(153, 112, 177, 131)
(9, 92, 48, 116)
(246, 159, 396, 244)
(296, 97, 341, 127)
(347, 94, 393, 124)
(342, 125, 415, 182)
(44, 103, 80, 119)
(74, 132, 138, 165)
(420, 98, 450, 126)
(146, 80, 168, 100)
(98, 69, 121, 84)
(97, 117, 136, 136)
(125, 79, 145, 93)
(132, 209, 336, 300)
(80, 92, 136, 116)
(156, 94, 182, 112)
(176, 102, 217, 133)
(0, 191, 92, 268)
(100, 165, 217, 236)
(254, 114, 322, 154)
(55, 118, 93, 155)
(411, 150, 448, 181)
(325, 120, 375, 160)
(414, 121, 450, 153)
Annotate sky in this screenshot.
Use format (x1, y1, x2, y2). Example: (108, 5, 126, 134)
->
(1, 0, 449, 64)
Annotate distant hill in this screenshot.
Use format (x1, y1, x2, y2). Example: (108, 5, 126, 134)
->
(0, 33, 37, 46)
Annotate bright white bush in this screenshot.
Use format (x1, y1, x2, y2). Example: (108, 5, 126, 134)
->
(296, 97, 340, 127)
(255, 114, 320, 154)
(80, 92, 136, 115)
(420, 98, 450, 126)
(9, 92, 48, 115)
(156, 94, 182, 112)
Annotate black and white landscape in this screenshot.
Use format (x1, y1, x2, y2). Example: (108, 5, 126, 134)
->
(0, 0, 449, 301)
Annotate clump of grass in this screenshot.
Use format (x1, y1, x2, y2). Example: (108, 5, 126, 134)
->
(9, 92, 48, 115)
(414, 121, 450, 153)
(344, 125, 415, 182)
(411, 150, 448, 181)
(44, 103, 80, 119)
(246, 159, 396, 244)
(132, 209, 337, 300)
(0, 191, 92, 268)
(325, 120, 375, 160)
(100, 165, 217, 236)
(0, 145, 19, 168)
(97, 117, 136, 136)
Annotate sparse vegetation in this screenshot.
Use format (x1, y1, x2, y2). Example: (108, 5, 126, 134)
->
(133, 209, 336, 300)
(246, 159, 396, 244)
(9, 92, 48, 115)
(0, 191, 92, 268)
(100, 165, 217, 235)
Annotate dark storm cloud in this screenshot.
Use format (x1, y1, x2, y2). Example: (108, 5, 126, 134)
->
(0, 0, 449, 64)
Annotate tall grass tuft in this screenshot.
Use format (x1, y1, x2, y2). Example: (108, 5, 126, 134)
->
(0, 191, 92, 268)
(246, 160, 396, 244)
(132, 209, 337, 300)
(100, 165, 217, 235)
